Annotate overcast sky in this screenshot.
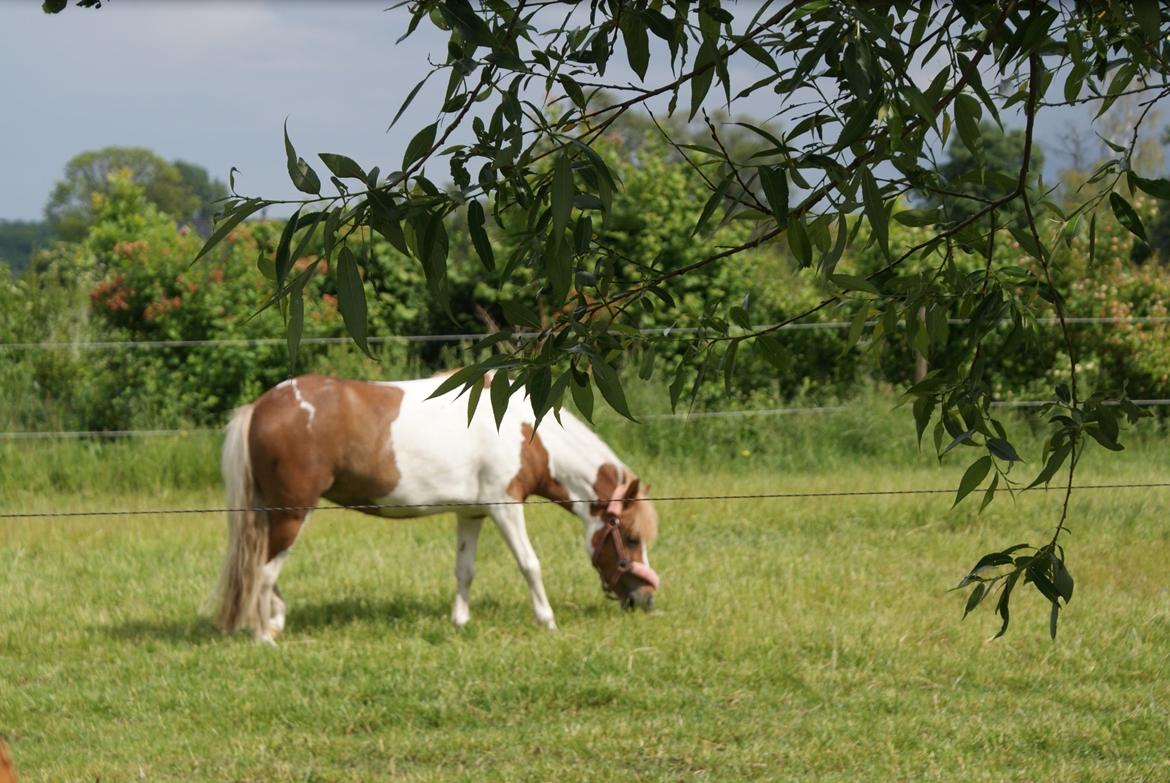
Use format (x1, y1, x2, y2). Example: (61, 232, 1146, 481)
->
(1, 1, 1157, 222)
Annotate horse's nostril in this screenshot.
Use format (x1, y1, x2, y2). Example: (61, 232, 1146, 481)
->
(618, 558, 630, 570)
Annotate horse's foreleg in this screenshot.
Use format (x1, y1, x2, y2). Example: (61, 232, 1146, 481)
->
(451, 513, 484, 628)
(490, 505, 557, 631)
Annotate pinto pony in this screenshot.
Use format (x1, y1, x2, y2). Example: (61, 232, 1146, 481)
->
(210, 374, 659, 643)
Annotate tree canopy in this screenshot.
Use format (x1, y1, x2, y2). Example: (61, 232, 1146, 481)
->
(55, 1, 1170, 637)
(46, 147, 227, 240)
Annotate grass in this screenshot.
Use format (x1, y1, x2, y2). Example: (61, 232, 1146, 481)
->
(2, 416, 1170, 781)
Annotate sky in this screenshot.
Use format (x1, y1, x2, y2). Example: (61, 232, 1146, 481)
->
(0, 1, 1156, 223)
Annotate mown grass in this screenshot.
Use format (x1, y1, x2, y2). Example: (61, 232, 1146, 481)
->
(2, 411, 1169, 781)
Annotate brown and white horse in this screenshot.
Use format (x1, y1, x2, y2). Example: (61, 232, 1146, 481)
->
(210, 374, 659, 643)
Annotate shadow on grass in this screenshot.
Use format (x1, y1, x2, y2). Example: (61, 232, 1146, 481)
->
(102, 615, 222, 646)
(289, 594, 449, 631)
(100, 592, 623, 646)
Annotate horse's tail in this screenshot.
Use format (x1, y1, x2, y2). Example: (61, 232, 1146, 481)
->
(0, 737, 17, 783)
(209, 403, 267, 635)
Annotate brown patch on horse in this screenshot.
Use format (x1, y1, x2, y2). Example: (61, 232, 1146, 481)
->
(591, 466, 657, 546)
(0, 738, 16, 783)
(249, 376, 407, 559)
(508, 423, 571, 505)
(591, 463, 620, 516)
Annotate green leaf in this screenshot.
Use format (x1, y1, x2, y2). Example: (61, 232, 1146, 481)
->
(286, 277, 305, 374)
(403, 122, 438, 170)
(1131, 174, 1170, 200)
(620, 13, 650, 80)
(558, 75, 586, 109)
(1133, 0, 1162, 41)
(551, 153, 574, 241)
(962, 582, 987, 620)
(860, 167, 888, 258)
(501, 299, 541, 329)
(722, 339, 739, 393)
(758, 165, 789, 227)
(986, 438, 1022, 462)
(429, 365, 486, 400)
(570, 370, 594, 421)
(42, 0, 68, 12)
(979, 473, 999, 513)
(318, 153, 366, 181)
(391, 71, 434, 128)
(418, 213, 450, 310)
(954, 455, 992, 507)
(335, 246, 372, 358)
(1109, 192, 1147, 242)
(991, 569, 1021, 639)
(1027, 442, 1072, 489)
(693, 174, 731, 236)
(591, 357, 635, 420)
(954, 93, 983, 158)
(893, 208, 940, 227)
(573, 214, 593, 255)
(490, 370, 512, 430)
(193, 199, 272, 263)
(466, 376, 485, 425)
(467, 200, 495, 272)
(1051, 554, 1074, 603)
(830, 274, 880, 295)
(788, 219, 812, 267)
(284, 120, 321, 195)
(273, 208, 301, 292)
(689, 40, 717, 121)
(1088, 211, 1097, 266)
(820, 213, 848, 276)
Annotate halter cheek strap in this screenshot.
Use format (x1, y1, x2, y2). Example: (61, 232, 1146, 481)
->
(591, 480, 660, 594)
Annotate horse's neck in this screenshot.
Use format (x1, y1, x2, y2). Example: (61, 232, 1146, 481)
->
(539, 412, 626, 517)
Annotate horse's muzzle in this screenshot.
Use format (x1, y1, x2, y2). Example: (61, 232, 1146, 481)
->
(622, 583, 656, 611)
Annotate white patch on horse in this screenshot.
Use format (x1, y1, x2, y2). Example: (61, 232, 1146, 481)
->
(290, 379, 316, 429)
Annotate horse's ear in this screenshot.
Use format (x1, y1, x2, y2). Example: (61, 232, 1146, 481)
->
(622, 478, 640, 508)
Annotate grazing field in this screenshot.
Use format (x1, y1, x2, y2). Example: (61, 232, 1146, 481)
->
(2, 415, 1169, 781)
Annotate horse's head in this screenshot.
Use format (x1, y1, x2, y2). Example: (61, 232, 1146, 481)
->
(590, 478, 659, 610)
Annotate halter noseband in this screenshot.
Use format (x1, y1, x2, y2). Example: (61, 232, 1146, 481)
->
(591, 480, 659, 596)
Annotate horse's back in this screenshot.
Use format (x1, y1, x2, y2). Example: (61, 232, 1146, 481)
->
(246, 374, 532, 513)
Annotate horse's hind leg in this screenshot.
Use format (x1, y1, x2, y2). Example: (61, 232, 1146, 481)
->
(258, 512, 307, 643)
(452, 513, 484, 628)
(489, 505, 556, 631)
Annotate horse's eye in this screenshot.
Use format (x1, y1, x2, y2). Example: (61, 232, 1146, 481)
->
(626, 536, 640, 547)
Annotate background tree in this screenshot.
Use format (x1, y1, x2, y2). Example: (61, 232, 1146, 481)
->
(46, 147, 226, 240)
(925, 122, 1045, 230)
(0, 220, 53, 272)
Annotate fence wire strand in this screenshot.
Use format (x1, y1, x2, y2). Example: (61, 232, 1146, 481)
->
(5, 400, 1169, 440)
(2, 482, 1168, 520)
(2, 315, 1168, 352)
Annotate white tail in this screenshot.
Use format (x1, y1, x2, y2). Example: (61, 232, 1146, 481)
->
(209, 404, 267, 635)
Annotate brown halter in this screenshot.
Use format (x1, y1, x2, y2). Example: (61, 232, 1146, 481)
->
(591, 480, 639, 596)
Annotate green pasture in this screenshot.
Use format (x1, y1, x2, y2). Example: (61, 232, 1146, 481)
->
(1, 412, 1169, 781)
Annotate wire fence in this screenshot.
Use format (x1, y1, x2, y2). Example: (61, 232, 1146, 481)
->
(4, 399, 1169, 441)
(3, 482, 1169, 520)
(1, 315, 1168, 352)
